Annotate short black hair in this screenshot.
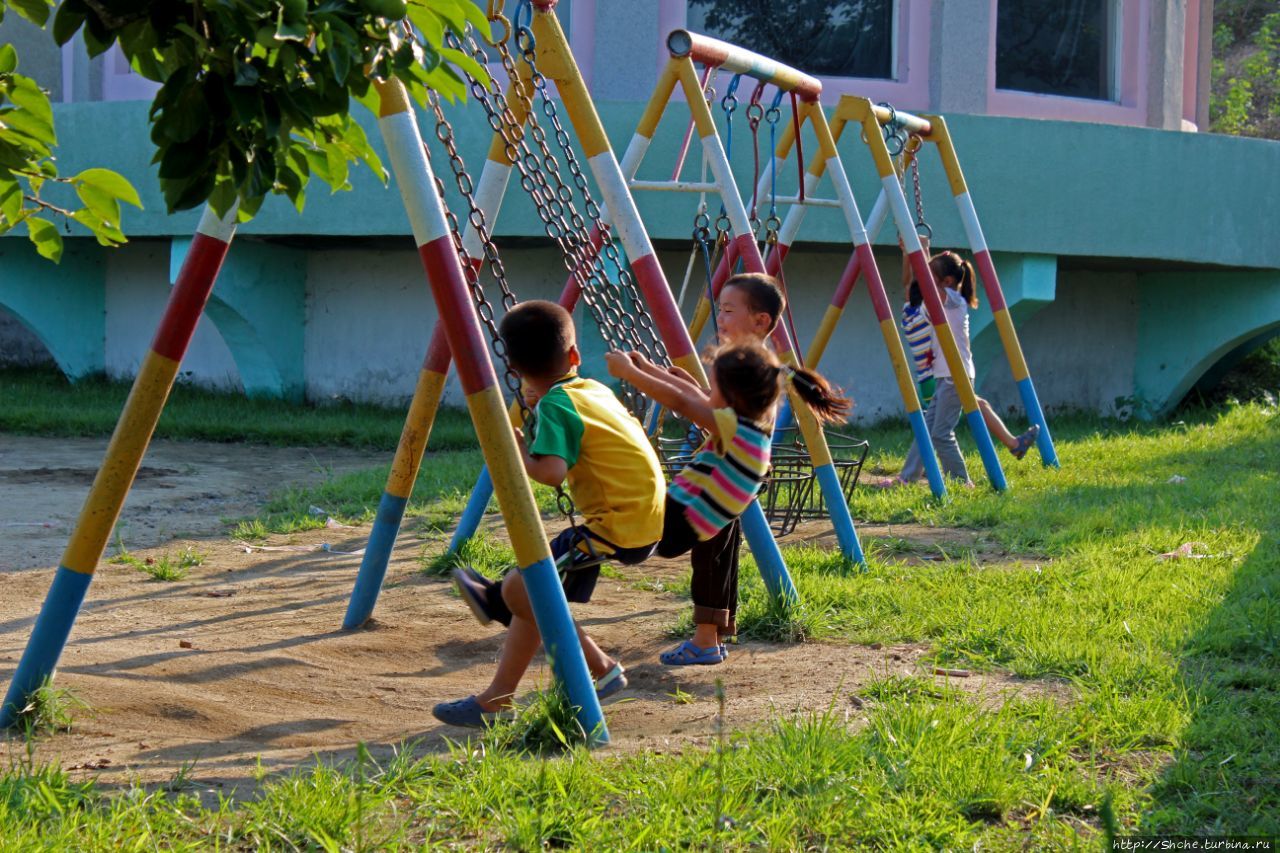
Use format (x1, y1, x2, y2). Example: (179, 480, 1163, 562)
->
(498, 300, 575, 380)
(722, 273, 783, 333)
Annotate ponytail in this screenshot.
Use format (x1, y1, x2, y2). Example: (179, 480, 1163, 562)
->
(782, 364, 852, 425)
(930, 250, 979, 309)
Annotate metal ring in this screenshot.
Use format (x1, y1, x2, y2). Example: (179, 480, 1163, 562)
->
(915, 221, 933, 241)
(765, 106, 781, 124)
(486, 14, 510, 45)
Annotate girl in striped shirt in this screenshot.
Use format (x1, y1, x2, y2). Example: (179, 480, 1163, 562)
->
(605, 340, 849, 665)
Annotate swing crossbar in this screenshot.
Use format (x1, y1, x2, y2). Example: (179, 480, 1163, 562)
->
(769, 194, 841, 208)
(666, 29, 822, 102)
(629, 179, 721, 194)
(835, 99, 933, 136)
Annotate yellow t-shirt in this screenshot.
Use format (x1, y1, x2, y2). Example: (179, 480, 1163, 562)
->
(528, 374, 665, 548)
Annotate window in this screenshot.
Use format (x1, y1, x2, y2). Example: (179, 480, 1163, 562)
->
(996, 0, 1118, 100)
(686, 0, 896, 80)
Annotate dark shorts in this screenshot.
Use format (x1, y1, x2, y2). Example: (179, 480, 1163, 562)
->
(551, 526, 656, 604)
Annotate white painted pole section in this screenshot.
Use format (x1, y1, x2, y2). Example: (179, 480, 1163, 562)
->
(884, 174, 922, 254)
(586, 151, 658, 262)
(460, 160, 513, 258)
(618, 133, 653, 182)
(196, 204, 238, 244)
(776, 171, 822, 246)
(865, 189, 891, 244)
(826, 155, 870, 245)
(380, 112, 450, 248)
(956, 192, 989, 253)
(628, 180, 721, 194)
(701, 136, 753, 237)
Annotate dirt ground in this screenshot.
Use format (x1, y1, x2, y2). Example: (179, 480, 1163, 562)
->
(0, 435, 1066, 796)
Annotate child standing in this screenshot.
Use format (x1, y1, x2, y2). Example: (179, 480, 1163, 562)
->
(434, 300, 665, 727)
(608, 311, 850, 666)
(886, 249, 1039, 488)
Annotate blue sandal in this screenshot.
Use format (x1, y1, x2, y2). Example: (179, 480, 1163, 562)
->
(595, 663, 629, 702)
(660, 640, 725, 666)
(431, 696, 510, 728)
(1012, 425, 1040, 460)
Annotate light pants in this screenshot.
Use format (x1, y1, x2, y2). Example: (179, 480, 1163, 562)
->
(900, 377, 970, 483)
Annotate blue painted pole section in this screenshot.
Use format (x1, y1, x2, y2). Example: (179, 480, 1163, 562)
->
(739, 501, 798, 604)
(965, 409, 1008, 491)
(1016, 376, 1059, 468)
(771, 399, 795, 446)
(342, 492, 410, 629)
(907, 410, 947, 499)
(447, 466, 494, 554)
(814, 463, 866, 567)
(519, 555, 608, 745)
(1, 567, 92, 728)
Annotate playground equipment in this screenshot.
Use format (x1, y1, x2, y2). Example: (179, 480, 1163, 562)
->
(1, 62, 613, 744)
(618, 28, 867, 565)
(746, 95, 1058, 470)
(343, 1, 805, 646)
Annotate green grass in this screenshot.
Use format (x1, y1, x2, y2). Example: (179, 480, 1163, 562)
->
(2, 395, 1278, 845)
(108, 545, 205, 582)
(0, 366, 479, 450)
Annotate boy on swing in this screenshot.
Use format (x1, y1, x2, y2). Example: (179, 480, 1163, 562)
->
(433, 300, 665, 728)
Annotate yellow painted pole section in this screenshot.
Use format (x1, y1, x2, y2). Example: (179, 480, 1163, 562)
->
(994, 311, 1032, 381)
(688, 294, 713, 343)
(530, 10, 610, 159)
(772, 114, 797, 163)
(62, 350, 180, 574)
(637, 61, 681, 140)
(676, 59, 720, 139)
(778, 353, 834, 468)
(805, 304, 843, 367)
(386, 368, 448, 499)
(482, 68, 534, 166)
(805, 102, 841, 163)
(878, 318, 922, 412)
(465, 387, 552, 568)
(920, 115, 969, 198)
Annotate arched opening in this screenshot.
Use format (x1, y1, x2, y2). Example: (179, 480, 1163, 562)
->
(1179, 325, 1280, 410)
(0, 304, 59, 374)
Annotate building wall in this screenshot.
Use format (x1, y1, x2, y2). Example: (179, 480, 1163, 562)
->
(103, 241, 243, 392)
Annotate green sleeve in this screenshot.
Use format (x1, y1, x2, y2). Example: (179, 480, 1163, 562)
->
(528, 386, 583, 468)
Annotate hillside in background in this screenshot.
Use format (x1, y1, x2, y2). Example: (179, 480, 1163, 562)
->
(1211, 0, 1280, 138)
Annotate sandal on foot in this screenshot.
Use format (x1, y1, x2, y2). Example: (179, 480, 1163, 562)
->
(431, 695, 510, 728)
(660, 640, 725, 666)
(595, 663, 629, 702)
(452, 566, 499, 626)
(1011, 424, 1041, 460)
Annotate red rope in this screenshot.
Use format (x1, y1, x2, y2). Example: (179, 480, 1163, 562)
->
(747, 80, 766, 223)
(672, 63, 718, 181)
(790, 92, 805, 203)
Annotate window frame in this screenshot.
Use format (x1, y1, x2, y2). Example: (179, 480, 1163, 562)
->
(987, 0, 1151, 126)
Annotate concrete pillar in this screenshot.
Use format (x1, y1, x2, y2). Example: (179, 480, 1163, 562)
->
(0, 240, 105, 380)
(929, 0, 992, 114)
(1195, 0, 1215, 130)
(1134, 270, 1280, 416)
(972, 253, 1057, 390)
(169, 238, 306, 401)
(1146, 0, 1189, 130)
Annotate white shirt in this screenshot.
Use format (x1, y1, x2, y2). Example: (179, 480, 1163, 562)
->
(930, 288, 975, 380)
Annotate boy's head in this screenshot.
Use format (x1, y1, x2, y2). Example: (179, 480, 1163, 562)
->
(717, 273, 783, 343)
(498, 300, 579, 387)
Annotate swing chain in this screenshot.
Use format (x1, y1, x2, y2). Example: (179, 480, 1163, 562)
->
(906, 134, 932, 241)
(878, 101, 907, 157)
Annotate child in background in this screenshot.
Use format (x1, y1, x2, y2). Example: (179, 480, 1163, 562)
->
(607, 333, 850, 666)
(435, 300, 665, 727)
(887, 247, 1039, 488)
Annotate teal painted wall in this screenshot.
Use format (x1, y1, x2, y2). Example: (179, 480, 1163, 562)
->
(19, 101, 1280, 272)
(0, 241, 104, 380)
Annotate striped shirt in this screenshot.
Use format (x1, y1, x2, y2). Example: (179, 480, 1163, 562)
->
(902, 302, 934, 382)
(669, 408, 771, 540)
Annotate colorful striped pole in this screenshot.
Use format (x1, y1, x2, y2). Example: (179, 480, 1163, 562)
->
(924, 116, 1059, 468)
(344, 327, 451, 629)
(374, 77, 606, 743)
(667, 50, 866, 565)
(1, 204, 237, 729)
(527, 8, 797, 600)
(847, 98, 1007, 492)
(753, 102, 946, 499)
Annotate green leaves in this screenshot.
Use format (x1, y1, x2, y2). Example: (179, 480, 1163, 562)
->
(6, 0, 51, 27)
(25, 217, 60, 261)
